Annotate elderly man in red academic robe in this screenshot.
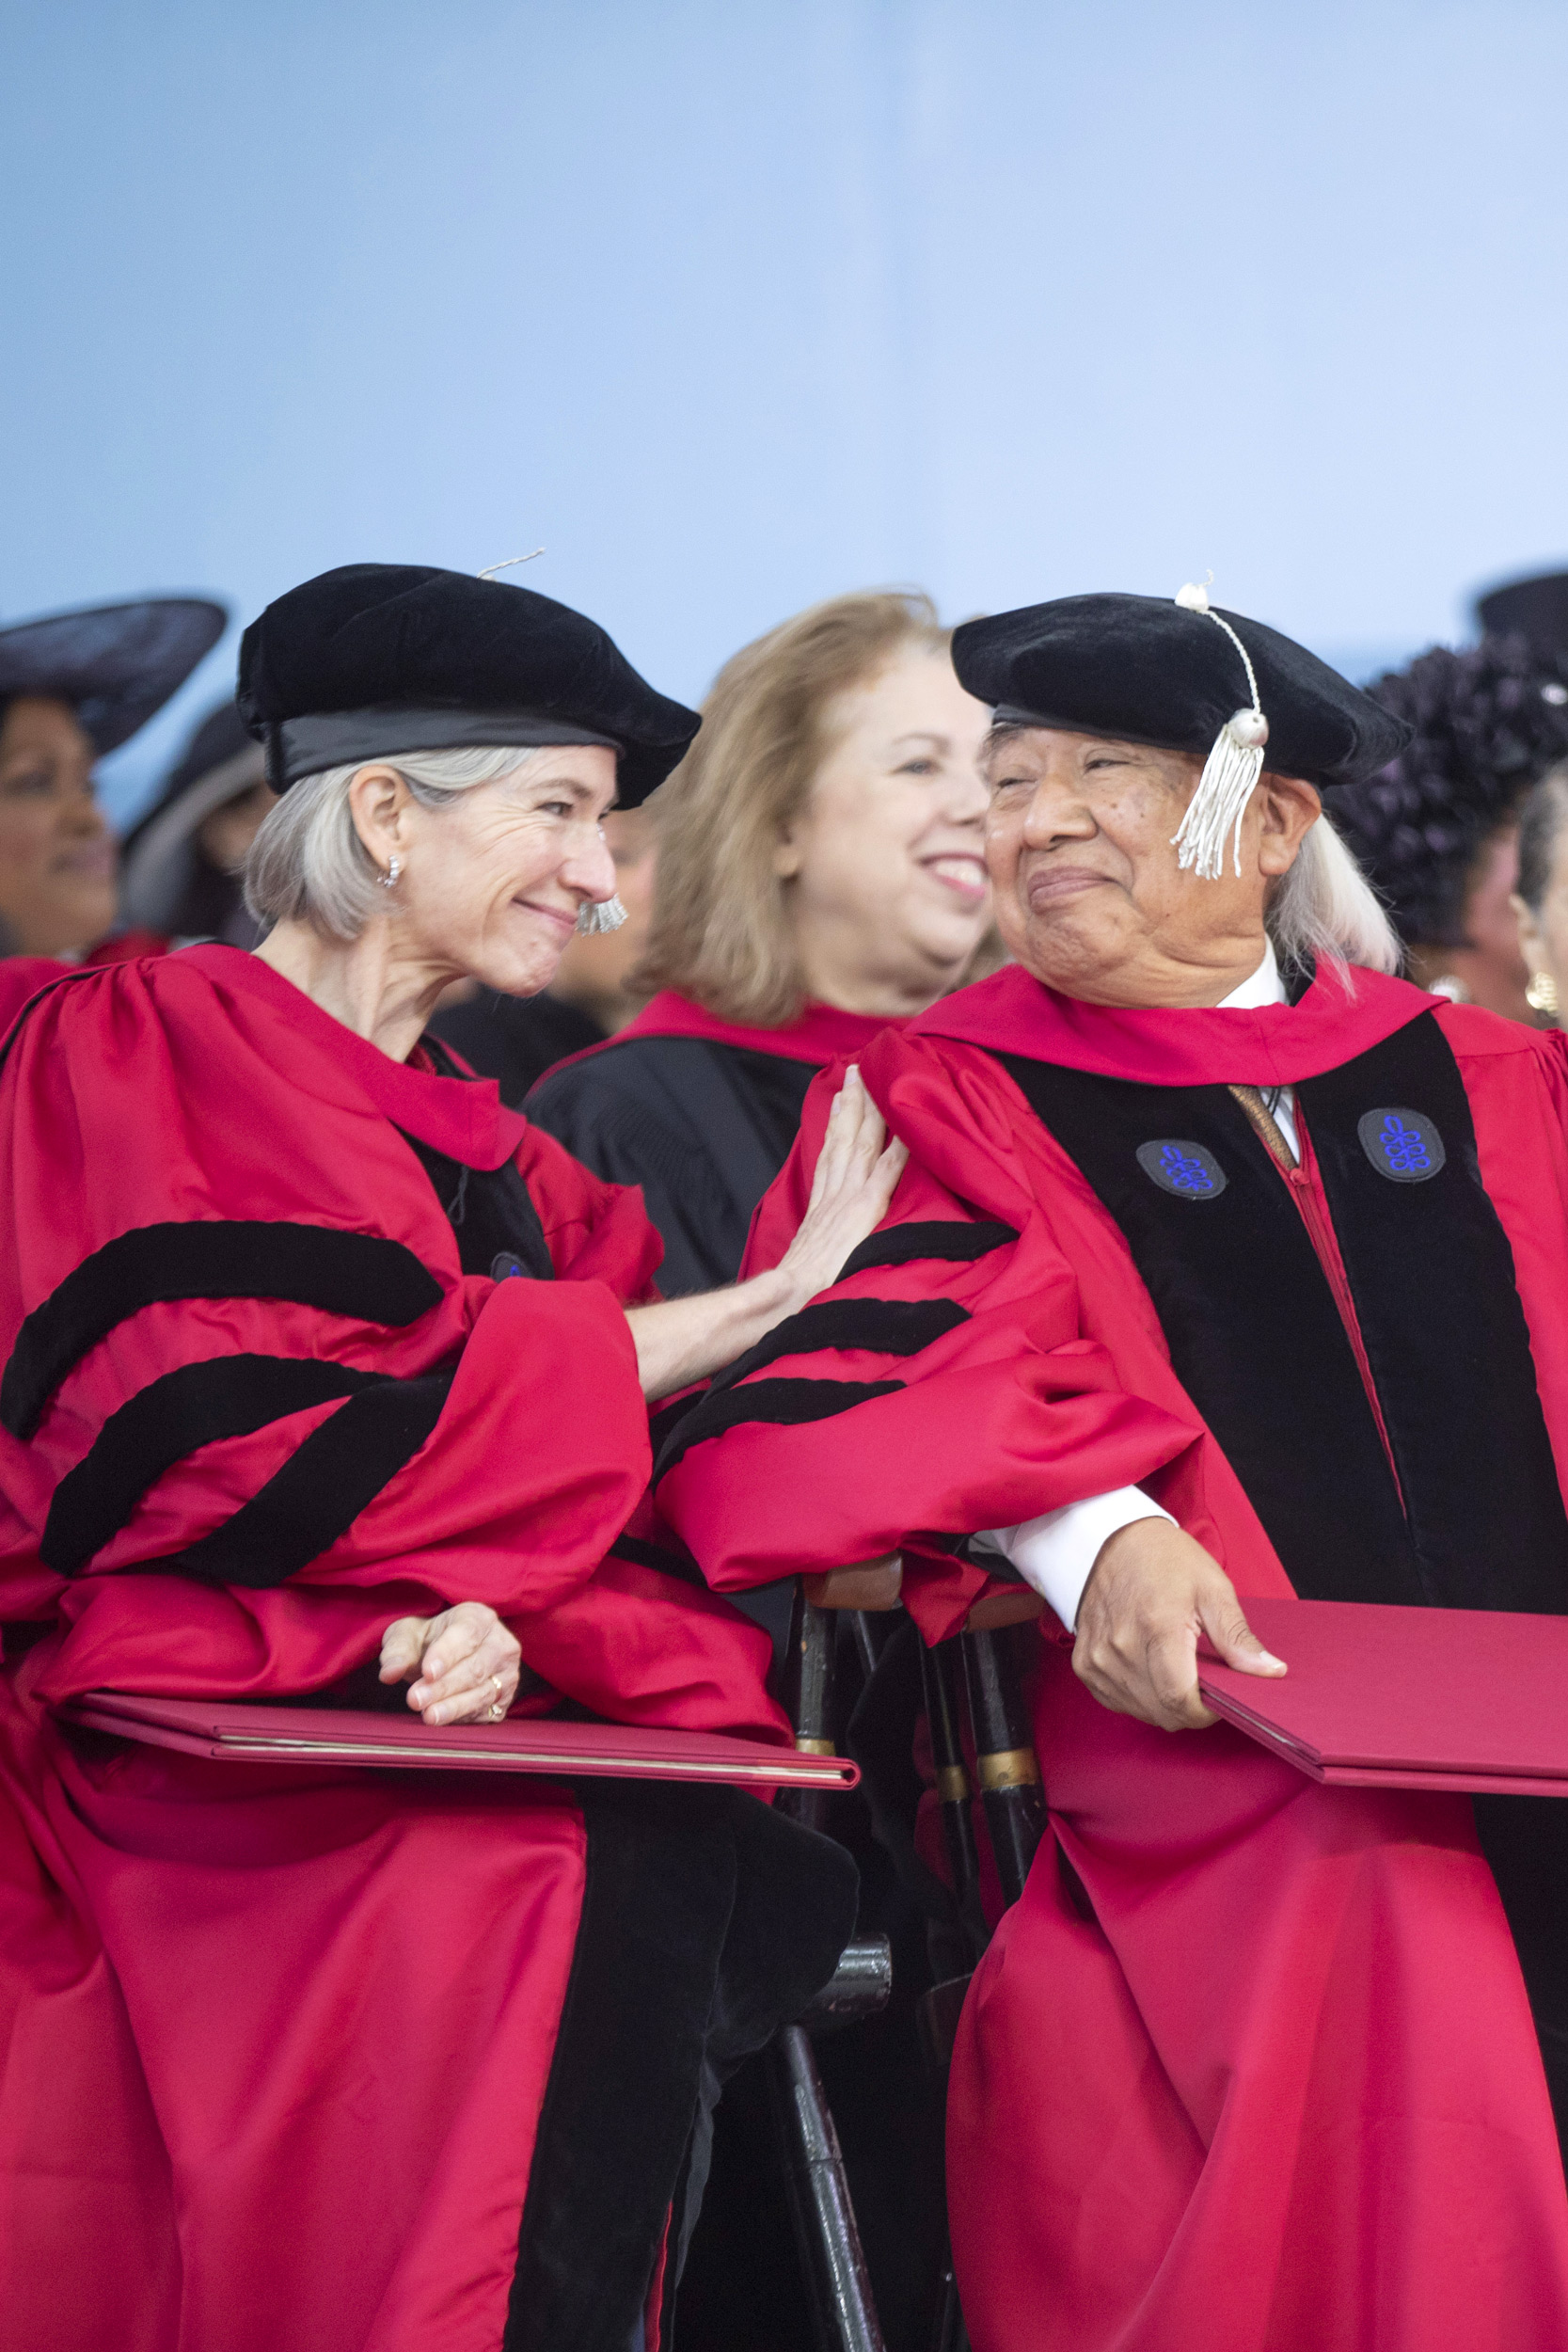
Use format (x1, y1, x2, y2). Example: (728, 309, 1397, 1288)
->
(656, 585, 1568, 2352)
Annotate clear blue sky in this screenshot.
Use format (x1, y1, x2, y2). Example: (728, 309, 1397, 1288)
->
(4, 0, 1566, 823)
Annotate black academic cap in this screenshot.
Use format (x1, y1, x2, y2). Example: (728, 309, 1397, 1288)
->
(952, 592, 1410, 792)
(1475, 572, 1568, 660)
(0, 596, 227, 755)
(237, 563, 700, 806)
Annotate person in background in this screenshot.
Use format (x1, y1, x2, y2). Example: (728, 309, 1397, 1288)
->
(119, 699, 273, 947)
(529, 590, 995, 1295)
(1334, 637, 1568, 1019)
(0, 594, 226, 1010)
(1512, 761, 1568, 1022)
(431, 803, 657, 1093)
(532, 590, 992, 2350)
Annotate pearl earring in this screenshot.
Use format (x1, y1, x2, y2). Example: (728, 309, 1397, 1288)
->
(1528, 967, 1560, 1018)
(379, 858, 401, 891)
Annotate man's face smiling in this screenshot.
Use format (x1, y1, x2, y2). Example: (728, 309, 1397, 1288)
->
(981, 725, 1322, 1009)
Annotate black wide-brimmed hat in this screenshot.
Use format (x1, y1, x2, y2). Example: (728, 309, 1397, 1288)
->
(238, 563, 701, 807)
(0, 596, 228, 755)
(119, 700, 266, 934)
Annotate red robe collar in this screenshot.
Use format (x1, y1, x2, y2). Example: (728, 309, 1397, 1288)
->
(911, 961, 1442, 1089)
(571, 989, 910, 1069)
(181, 944, 529, 1169)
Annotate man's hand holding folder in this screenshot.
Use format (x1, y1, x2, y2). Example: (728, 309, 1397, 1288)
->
(1072, 1518, 1289, 1731)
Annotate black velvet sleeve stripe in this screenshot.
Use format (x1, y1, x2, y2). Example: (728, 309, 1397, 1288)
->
(41, 1353, 387, 1575)
(3, 1221, 444, 1440)
(647, 1391, 703, 1460)
(835, 1219, 1019, 1280)
(155, 1370, 454, 1589)
(710, 1297, 969, 1394)
(655, 1376, 904, 1481)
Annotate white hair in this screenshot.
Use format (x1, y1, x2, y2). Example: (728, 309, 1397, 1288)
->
(1267, 810, 1402, 983)
(244, 743, 546, 941)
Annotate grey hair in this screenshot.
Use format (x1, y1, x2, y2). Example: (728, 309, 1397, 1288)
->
(1267, 811, 1402, 983)
(244, 743, 546, 941)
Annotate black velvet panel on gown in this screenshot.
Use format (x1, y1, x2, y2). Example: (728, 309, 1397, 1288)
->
(999, 1010, 1568, 2159)
(529, 1037, 818, 1295)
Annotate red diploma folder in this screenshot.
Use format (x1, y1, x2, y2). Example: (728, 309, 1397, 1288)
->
(57, 1691, 860, 1792)
(1197, 1598, 1568, 1796)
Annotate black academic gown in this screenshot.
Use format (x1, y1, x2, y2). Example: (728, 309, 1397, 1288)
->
(527, 992, 908, 1295)
(429, 987, 605, 1107)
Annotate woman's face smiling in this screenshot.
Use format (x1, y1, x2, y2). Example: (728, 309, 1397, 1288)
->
(0, 695, 117, 955)
(775, 647, 992, 1015)
(351, 744, 621, 998)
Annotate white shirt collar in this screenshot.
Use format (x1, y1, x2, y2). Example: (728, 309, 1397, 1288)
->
(1217, 939, 1287, 1011)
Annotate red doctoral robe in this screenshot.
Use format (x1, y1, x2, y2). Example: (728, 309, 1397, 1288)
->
(656, 959, 1568, 2352)
(0, 945, 851, 2352)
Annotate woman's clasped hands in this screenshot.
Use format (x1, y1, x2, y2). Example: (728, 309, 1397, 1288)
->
(379, 1599, 523, 1724)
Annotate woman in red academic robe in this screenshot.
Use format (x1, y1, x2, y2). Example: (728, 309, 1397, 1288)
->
(0, 563, 906, 2352)
(527, 590, 996, 1295)
(657, 590, 1568, 2352)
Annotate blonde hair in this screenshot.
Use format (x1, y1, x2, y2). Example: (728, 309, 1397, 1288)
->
(244, 743, 545, 941)
(636, 590, 950, 1025)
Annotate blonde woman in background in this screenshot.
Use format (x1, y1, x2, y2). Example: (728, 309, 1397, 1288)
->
(529, 590, 995, 1296)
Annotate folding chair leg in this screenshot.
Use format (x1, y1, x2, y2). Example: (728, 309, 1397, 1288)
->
(918, 1636, 986, 1957)
(929, 2264, 970, 2352)
(960, 1625, 1046, 1909)
(781, 1588, 839, 1838)
(766, 2024, 887, 2352)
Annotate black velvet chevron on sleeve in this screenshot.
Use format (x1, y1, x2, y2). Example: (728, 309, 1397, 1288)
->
(655, 1376, 904, 1481)
(41, 1354, 388, 1574)
(155, 1370, 455, 1588)
(2, 1221, 443, 1440)
(835, 1219, 1019, 1279)
(708, 1296, 969, 1394)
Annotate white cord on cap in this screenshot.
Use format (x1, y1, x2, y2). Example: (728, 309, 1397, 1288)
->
(477, 548, 546, 580)
(1169, 580, 1271, 881)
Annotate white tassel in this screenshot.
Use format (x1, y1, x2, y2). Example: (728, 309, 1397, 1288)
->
(576, 894, 627, 936)
(1169, 582, 1270, 880)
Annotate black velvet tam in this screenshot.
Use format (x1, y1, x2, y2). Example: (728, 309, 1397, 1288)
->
(237, 564, 699, 805)
(952, 593, 1410, 791)
(0, 596, 227, 755)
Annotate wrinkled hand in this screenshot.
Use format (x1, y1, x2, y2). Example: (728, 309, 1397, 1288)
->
(776, 1066, 909, 1309)
(1072, 1518, 1286, 1731)
(378, 1600, 522, 1726)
